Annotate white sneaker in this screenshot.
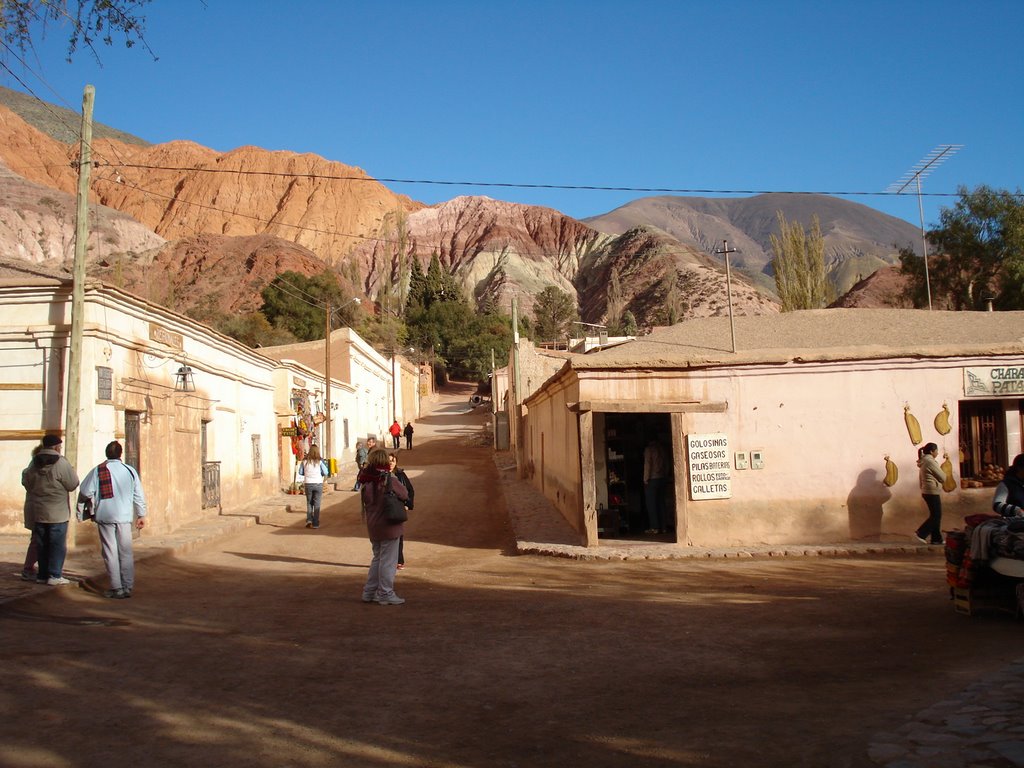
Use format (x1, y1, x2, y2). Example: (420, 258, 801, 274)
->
(913, 535, 928, 545)
(376, 593, 405, 605)
(47, 576, 72, 586)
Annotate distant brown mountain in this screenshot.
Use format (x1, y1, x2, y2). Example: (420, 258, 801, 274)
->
(585, 193, 921, 296)
(829, 266, 914, 309)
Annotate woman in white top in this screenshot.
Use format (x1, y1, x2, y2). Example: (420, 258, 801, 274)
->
(914, 442, 946, 545)
(300, 445, 329, 529)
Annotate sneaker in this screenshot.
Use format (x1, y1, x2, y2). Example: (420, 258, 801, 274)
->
(397, 563, 405, 570)
(20, 570, 36, 581)
(122, 588, 132, 598)
(913, 534, 929, 545)
(35, 577, 47, 584)
(47, 576, 72, 586)
(103, 588, 126, 599)
(305, 522, 313, 528)
(361, 592, 377, 603)
(376, 593, 405, 605)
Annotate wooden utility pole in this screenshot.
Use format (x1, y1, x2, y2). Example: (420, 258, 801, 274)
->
(324, 304, 332, 462)
(715, 240, 739, 353)
(64, 85, 95, 471)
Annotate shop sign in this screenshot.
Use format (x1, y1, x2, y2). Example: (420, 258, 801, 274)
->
(280, 427, 298, 436)
(687, 433, 732, 500)
(964, 366, 1024, 397)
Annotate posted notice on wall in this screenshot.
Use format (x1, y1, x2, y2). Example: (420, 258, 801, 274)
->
(687, 433, 732, 500)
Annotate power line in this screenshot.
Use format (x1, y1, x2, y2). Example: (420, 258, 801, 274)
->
(102, 161, 967, 199)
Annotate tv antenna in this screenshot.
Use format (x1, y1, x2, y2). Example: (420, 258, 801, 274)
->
(886, 144, 963, 311)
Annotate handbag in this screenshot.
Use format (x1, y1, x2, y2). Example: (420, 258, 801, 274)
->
(383, 475, 408, 523)
(76, 495, 94, 522)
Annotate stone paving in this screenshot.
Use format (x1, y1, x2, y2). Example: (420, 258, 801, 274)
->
(3, 453, 1023, 765)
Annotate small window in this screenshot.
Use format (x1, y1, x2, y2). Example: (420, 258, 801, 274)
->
(97, 366, 113, 402)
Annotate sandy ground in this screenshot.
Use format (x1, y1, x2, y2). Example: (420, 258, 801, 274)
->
(1, 383, 1022, 768)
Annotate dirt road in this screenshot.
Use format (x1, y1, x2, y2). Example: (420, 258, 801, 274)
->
(1, 383, 1021, 768)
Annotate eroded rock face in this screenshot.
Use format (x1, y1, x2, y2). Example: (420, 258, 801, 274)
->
(91, 233, 345, 316)
(0, 104, 420, 262)
(351, 196, 609, 315)
(0, 159, 164, 266)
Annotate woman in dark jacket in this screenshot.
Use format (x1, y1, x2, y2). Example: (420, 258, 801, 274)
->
(389, 452, 415, 570)
(993, 454, 1024, 518)
(358, 448, 408, 605)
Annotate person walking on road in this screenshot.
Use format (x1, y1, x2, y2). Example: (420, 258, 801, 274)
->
(403, 422, 414, 450)
(389, 419, 402, 449)
(21, 434, 79, 586)
(914, 442, 946, 545)
(358, 447, 408, 605)
(389, 452, 415, 570)
(299, 444, 329, 529)
(78, 441, 147, 598)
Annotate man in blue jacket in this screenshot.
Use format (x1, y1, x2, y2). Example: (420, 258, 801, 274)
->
(79, 441, 147, 599)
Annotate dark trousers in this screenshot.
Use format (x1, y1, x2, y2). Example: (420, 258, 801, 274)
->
(917, 494, 943, 543)
(33, 521, 68, 579)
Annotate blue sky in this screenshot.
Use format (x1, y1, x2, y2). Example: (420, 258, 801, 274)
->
(3, 0, 1022, 229)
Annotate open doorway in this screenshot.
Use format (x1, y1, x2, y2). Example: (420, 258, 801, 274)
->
(603, 412, 674, 540)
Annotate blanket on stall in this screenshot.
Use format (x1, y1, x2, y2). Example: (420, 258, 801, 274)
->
(947, 514, 1024, 588)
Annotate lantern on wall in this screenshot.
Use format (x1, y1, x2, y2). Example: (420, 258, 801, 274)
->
(175, 364, 196, 392)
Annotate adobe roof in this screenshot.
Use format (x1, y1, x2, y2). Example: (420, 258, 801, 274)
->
(569, 308, 1024, 370)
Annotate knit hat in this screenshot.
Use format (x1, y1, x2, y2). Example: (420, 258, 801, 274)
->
(42, 434, 62, 448)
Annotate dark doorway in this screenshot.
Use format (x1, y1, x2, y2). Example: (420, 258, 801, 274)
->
(604, 412, 674, 538)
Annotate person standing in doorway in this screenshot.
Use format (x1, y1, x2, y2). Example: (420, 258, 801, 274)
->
(299, 444, 329, 529)
(388, 452, 415, 570)
(390, 419, 402, 449)
(643, 438, 668, 535)
(21, 434, 79, 586)
(358, 447, 408, 605)
(403, 421, 414, 450)
(914, 442, 946, 545)
(78, 441, 147, 598)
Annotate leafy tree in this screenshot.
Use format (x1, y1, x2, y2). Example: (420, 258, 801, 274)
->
(900, 185, 1024, 310)
(531, 286, 578, 343)
(621, 310, 638, 336)
(406, 256, 427, 313)
(260, 270, 358, 342)
(219, 313, 298, 348)
(2, 0, 155, 62)
(770, 212, 834, 311)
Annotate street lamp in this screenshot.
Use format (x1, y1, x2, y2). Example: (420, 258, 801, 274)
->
(324, 297, 360, 465)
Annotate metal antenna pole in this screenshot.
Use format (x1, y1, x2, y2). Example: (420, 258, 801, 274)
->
(887, 144, 963, 311)
(715, 240, 739, 353)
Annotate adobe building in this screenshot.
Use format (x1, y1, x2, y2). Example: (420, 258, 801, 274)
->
(0, 278, 282, 540)
(512, 309, 1024, 548)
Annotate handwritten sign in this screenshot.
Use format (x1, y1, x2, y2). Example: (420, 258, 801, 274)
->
(687, 433, 732, 500)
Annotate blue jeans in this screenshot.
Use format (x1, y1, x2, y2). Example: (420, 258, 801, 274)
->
(33, 521, 68, 579)
(304, 483, 323, 527)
